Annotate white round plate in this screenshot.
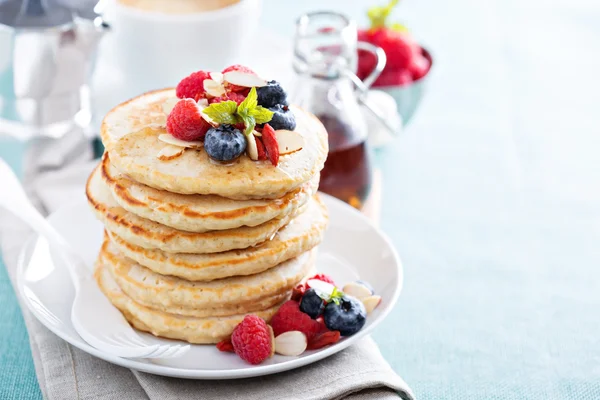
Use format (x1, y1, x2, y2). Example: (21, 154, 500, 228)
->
(16, 193, 402, 379)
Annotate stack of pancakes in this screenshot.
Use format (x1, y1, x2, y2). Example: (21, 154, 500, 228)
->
(86, 89, 329, 344)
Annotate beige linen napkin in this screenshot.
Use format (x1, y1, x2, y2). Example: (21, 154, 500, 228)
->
(0, 135, 414, 400)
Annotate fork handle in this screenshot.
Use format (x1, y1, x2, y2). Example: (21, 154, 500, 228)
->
(0, 158, 86, 289)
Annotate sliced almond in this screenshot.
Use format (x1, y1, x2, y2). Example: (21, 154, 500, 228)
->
(196, 101, 219, 127)
(223, 71, 267, 88)
(362, 295, 382, 314)
(342, 282, 373, 300)
(275, 129, 304, 155)
(252, 130, 262, 137)
(210, 72, 224, 84)
(197, 98, 209, 107)
(274, 331, 307, 356)
(157, 145, 184, 161)
(246, 132, 259, 161)
(203, 79, 226, 97)
(161, 97, 179, 116)
(306, 280, 335, 298)
(158, 133, 203, 149)
(200, 110, 218, 127)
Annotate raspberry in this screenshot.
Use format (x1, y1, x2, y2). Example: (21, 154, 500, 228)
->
(307, 330, 341, 350)
(231, 315, 274, 365)
(261, 124, 279, 166)
(208, 91, 247, 105)
(222, 65, 256, 92)
(166, 99, 211, 141)
(306, 273, 336, 288)
(270, 300, 323, 340)
(225, 91, 247, 105)
(222, 64, 256, 75)
(216, 338, 234, 353)
(176, 70, 211, 100)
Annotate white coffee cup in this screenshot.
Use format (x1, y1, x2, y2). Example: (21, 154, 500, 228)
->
(107, 0, 262, 95)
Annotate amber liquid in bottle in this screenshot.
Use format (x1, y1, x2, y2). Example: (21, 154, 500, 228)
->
(318, 114, 372, 209)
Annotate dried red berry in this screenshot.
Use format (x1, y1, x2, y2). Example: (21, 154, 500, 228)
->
(261, 124, 279, 166)
(307, 330, 341, 350)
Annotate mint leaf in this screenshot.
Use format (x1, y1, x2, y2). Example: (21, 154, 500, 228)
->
(391, 22, 408, 32)
(367, 0, 399, 29)
(240, 114, 256, 136)
(238, 87, 258, 112)
(202, 101, 239, 125)
(329, 287, 344, 305)
(251, 106, 274, 124)
(236, 87, 272, 134)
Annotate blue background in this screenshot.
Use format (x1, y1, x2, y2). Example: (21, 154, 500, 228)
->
(3, 0, 600, 399)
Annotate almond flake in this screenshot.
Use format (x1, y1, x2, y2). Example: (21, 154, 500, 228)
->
(246, 132, 259, 161)
(274, 331, 307, 356)
(161, 97, 179, 116)
(157, 145, 184, 161)
(158, 133, 203, 149)
(203, 79, 226, 97)
(210, 72, 224, 84)
(275, 129, 304, 155)
(342, 282, 372, 300)
(362, 295, 382, 314)
(223, 71, 267, 88)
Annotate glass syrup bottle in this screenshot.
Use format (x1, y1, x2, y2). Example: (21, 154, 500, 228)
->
(292, 11, 385, 208)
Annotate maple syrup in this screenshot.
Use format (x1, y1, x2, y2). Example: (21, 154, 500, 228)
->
(292, 11, 383, 208)
(318, 114, 372, 209)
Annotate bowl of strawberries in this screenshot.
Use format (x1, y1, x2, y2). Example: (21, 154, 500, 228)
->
(357, 0, 432, 124)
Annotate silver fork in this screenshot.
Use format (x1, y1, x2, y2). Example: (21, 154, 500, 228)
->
(1, 158, 189, 359)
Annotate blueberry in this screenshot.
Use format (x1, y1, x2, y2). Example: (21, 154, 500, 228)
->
(300, 289, 325, 319)
(323, 295, 366, 336)
(257, 80, 288, 108)
(204, 125, 246, 162)
(267, 105, 296, 131)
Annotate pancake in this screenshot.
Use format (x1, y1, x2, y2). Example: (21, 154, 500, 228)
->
(86, 165, 301, 253)
(108, 194, 328, 281)
(95, 260, 282, 343)
(101, 237, 314, 317)
(102, 89, 328, 200)
(100, 152, 317, 232)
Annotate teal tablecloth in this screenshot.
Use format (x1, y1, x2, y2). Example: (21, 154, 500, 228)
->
(3, 0, 600, 398)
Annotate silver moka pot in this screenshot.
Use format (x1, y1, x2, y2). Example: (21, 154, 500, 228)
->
(0, 0, 108, 139)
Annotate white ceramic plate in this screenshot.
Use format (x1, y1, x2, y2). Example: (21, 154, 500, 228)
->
(16, 193, 402, 379)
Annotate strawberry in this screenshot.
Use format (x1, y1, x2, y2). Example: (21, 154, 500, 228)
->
(261, 123, 279, 166)
(216, 338, 235, 353)
(166, 99, 211, 141)
(373, 68, 413, 87)
(373, 28, 419, 70)
(176, 70, 211, 101)
(255, 135, 268, 161)
(307, 330, 341, 350)
(408, 53, 431, 81)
